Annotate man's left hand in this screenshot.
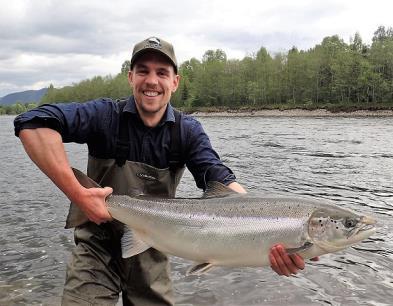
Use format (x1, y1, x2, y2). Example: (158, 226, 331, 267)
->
(269, 244, 319, 276)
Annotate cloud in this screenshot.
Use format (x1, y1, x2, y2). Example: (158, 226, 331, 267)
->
(0, 0, 392, 97)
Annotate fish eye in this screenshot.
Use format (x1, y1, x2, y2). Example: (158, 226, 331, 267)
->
(344, 218, 357, 228)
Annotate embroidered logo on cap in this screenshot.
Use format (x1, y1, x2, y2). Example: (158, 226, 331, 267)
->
(145, 37, 162, 49)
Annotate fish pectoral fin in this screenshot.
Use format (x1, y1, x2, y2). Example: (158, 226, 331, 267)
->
(203, 181, 239, 199)
(286, 241, 314, 254)
(187, 263, 215, 275)
(121, 227, 151, 258)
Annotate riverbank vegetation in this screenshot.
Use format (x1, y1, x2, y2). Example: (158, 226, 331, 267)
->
(4, 26, 393, 114)
(0, 103, 38, 115)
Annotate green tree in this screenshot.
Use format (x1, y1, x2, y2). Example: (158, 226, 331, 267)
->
(33, 26, 393, 111)
(121, 60, 131, 75)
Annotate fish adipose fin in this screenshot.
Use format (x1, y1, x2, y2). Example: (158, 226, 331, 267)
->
(203, 181, 239, 199)
(187, 263, 215, 275)
(286, 241, 314, 254)
(121, 227, 151, 258)
(65, 168, 103, 229)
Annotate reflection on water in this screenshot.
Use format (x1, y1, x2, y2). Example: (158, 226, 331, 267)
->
(1, 115, 392, 305)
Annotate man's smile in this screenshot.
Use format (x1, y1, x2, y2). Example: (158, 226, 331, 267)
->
(143, 91, 160, 97)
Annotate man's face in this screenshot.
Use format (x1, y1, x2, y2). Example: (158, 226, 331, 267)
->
(128, 52, 179, 118)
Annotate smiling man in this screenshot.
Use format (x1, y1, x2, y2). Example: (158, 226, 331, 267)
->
(14, 37, 310, 305)
(129, 41, 180, 126)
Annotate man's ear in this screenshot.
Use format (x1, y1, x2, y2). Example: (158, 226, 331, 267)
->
(128, 71, 133, 85)
(172, 74, 180, 93)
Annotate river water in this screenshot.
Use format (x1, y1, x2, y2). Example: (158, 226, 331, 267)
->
(0, 114, 392, 305)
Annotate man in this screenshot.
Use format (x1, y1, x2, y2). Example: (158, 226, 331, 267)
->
(14, 37, 311, 305)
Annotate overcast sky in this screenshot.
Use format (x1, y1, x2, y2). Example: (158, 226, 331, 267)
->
(0, 0, 392, 97)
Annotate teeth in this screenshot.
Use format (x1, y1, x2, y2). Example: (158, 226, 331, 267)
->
(144, 91, 159, 97)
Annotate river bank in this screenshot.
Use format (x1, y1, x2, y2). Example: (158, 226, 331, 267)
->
(2, 105, 393, 117)
(190, 108, 393, 117)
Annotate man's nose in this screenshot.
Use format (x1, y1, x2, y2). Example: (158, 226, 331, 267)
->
(145, 72, 159, 86)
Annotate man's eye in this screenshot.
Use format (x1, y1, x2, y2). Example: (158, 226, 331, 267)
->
(136, 70, 148, 74)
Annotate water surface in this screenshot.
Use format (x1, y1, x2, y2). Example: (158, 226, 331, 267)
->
(1, 115, 392, 305)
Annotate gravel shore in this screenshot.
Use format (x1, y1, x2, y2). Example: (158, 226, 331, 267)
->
(192, 109, 393, 117)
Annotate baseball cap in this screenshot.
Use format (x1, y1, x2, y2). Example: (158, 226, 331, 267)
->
(131, 36, 178, 73)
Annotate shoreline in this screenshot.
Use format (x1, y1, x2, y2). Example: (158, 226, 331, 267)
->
(2, 109, 393, 118)
(190, 108, 393, 117)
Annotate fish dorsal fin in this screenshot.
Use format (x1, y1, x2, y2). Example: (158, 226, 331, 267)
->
(203, 181, 238, 199)
(187, 263, 215, 275)
(121, 227, 151, 258)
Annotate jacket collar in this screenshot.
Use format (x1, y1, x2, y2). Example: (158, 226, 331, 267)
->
(123, 96, 175, 124)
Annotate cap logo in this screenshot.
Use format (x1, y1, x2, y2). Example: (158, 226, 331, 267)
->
(145, 37, 162, 49)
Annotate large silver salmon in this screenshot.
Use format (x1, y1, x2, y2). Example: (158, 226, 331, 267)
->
(67, 168, 376, 275)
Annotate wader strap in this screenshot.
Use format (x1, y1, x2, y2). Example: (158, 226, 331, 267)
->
(115, 99, 130, 167)
(115, 100, 184, 171)
(169, 109, 185, 172)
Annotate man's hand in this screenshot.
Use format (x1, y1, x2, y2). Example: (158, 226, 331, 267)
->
(74, 186, 114, 225)
(269, 244, 319, 276)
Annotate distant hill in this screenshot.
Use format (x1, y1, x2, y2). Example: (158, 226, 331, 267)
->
(0, 88, 48, 105)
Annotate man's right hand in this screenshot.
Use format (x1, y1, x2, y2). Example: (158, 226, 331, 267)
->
(74, 186, 114, 225)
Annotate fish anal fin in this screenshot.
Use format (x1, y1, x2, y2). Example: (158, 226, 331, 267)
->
(203, 181, 239, 199)
(121, 227, 151, 258)
(286, 241, 314, 254)
(187, 263, 215, 275)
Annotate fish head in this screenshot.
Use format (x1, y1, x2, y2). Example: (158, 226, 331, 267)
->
(308, 206, 376, 253)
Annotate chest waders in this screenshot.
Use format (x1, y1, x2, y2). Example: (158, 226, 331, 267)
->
(62, 105, 185, 306)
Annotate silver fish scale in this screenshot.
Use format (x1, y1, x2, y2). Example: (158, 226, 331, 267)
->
(69, 169, 375, 268)
(107, 194, 315, 266)
(106, 195, 318, 242)
(107, 194, 323, 220)
(104, 193, 372, 267)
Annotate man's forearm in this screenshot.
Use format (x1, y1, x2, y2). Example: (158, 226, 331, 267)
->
(18, 128, 84, 201)
(19, 128, 113, 224)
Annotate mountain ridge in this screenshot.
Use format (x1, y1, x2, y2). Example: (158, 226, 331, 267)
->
(0, 88, 48, 105)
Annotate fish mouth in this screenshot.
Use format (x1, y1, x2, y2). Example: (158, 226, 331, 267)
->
(348, 216, 376, 238)
(360, 216, 376, 225)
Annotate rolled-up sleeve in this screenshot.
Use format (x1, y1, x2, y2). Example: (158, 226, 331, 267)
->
(183, 117, 236, 189)
(14, 99, 116, 144)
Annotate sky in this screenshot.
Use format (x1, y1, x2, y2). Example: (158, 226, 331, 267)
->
(0, 0, 392, 97)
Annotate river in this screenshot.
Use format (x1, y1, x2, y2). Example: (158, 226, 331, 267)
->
(0, 114, 392, 305)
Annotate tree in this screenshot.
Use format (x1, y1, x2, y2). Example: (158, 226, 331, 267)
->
(33, 27, 393, 110)
(121, 60, 131, 75)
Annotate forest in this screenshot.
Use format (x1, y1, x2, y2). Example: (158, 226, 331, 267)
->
(2, 26, 392, 114)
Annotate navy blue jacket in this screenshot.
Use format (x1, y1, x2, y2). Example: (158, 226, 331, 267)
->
(14, 96, 236, 189)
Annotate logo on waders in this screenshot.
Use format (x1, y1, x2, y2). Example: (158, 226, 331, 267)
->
(136, 173, 158, 181)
